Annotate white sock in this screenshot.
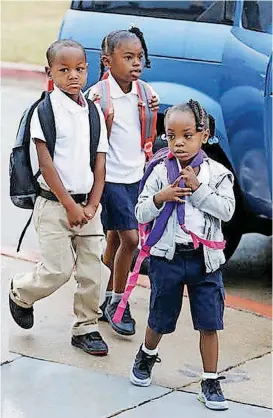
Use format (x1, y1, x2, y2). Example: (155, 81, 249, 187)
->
(111, 292, 123, 304)
(105, 291, 112, 299)
(202, 372, 218, 380)
(142, 343, 158, 356)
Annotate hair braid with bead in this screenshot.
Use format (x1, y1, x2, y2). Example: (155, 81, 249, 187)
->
(128, 26, 151, 68)
(165, 100, 216, 138)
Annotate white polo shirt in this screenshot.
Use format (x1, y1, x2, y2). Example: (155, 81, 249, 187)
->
(30, 86, 108, 194)
(90, 72, 157, 184)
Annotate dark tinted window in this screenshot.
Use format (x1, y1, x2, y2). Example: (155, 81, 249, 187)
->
(71, 1, 235, 24)
(242, 1, 272, 33)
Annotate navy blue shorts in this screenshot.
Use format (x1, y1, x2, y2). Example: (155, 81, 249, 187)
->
(148, 248, 225, 334)
(101, 181, 139, 231)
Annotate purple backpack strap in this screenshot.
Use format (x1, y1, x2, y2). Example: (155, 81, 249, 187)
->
(139, 147, 169, 194)
(113, 149, 223, 324)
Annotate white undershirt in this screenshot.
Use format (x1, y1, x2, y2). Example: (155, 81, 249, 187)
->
(30, 86, 108, 194)
(175, 160, 210, 244)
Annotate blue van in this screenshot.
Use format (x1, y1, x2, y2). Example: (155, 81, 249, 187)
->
(59, 0, 272, 258)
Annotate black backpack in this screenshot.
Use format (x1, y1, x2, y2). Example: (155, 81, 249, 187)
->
(9, 91, 101, 250)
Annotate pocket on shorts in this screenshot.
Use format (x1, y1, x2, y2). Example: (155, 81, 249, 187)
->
(149, 257, 165, 310)
(217, 286, 225, 323)
(220, 286, 225, 300)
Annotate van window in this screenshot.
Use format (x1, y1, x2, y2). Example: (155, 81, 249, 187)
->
(242, 1, 272, 34)
(71, 1, 235, 25)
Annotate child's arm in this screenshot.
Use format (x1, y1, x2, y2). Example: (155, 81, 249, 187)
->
(83, 103, 109, 220)
(183, 166, 235, 222)
(136, 166, 191, 224)
(35, 140, 88, 228)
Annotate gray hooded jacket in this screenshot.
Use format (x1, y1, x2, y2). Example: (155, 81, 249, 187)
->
(135, 157, 235, 273)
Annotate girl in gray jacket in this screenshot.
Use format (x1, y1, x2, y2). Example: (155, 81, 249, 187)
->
(130, 100, 235, 411)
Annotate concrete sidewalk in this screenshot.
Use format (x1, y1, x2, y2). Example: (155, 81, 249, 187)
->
(1, 255, 272, 417)
(2, 356, 271, 418)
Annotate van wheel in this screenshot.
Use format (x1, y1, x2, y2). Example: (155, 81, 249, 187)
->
(202, 143, 245, 260)
(131, 249, 150, 274)
(222, 206, 243, 260)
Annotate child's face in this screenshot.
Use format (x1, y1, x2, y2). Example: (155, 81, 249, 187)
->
(46, 46, 87, 100)
(165, 110, 209, 166)
(102, 38, 143, 85)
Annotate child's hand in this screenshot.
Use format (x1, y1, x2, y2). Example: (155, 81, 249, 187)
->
(149, 95, 159, 111)
(90, 93, 101, 103)
(83, 203, 97, 221)
(181, 166, 200, 191)
(66, 203, 88, 228)
(154, 175, 192, 208)
(138, 95, 159, 111)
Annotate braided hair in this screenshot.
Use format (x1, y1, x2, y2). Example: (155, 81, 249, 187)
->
(99, 26, 150, 80)
(46, 39, 86, 67)
(165, 99, 216, 139)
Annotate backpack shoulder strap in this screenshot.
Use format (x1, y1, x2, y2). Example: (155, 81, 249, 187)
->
(86, 98, 101, 171)
(86, 80, 113, 139)
(136, 80, 157, 159)
(139, 147, 169, 194)
(91, 79, 111, 121)
(16, 92, 46, 148)
(37, 92, 56, 159)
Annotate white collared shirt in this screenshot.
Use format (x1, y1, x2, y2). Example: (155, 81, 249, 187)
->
(30, 85, 108, 194)
(175, 160, 210, 244)
(90, 72, 157, 184)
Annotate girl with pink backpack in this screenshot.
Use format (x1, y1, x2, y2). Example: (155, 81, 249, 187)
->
(85, 26, 159, 337)
(128, 100, 235, 411)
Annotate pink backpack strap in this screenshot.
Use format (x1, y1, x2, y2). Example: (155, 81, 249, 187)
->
(113, 245, 150, 323)
(101, 70, 110, 80)
(181, 224, 226, 250)
(136, 80, 157, 160)
(94, 79, 111, 121)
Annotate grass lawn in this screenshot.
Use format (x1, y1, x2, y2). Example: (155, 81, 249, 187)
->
(1, 0, 70, 65)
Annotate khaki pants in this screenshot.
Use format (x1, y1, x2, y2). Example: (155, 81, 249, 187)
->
(10, 197, 110, 336)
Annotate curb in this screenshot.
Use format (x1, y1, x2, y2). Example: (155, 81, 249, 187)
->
(2, 248, 272, 320)
(1, 247, 40, 264)
(1, 61, 46, 83)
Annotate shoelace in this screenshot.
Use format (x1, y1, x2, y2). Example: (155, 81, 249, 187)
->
(139, 353, 161, 372)
(205, 377, 225, 396)
(87, 332, 102, 341)
(122, 303, 133, 322)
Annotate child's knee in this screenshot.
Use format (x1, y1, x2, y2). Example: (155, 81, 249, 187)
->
(120, 232, 139, 251)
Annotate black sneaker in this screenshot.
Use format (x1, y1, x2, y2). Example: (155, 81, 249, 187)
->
(197, 376, 229, 410)
(71, 331, 108, 356)
(99, 296, 111, 322)
(9, 294, 34, 329)
(130, 345, 161, 387)
(105, 301, 136, 336)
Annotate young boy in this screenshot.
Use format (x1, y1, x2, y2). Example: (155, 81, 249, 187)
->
(9, 39, 110, 356)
